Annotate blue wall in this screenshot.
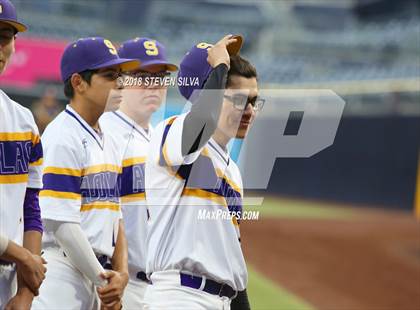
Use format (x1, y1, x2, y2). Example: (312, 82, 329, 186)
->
(267, 116, 420, 210)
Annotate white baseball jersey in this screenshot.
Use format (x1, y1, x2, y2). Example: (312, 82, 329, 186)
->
(145, 113, 247, 291)
(0, 89, 43, 246)
(100, 110, 151, 274)
(39, 105, 122, 258)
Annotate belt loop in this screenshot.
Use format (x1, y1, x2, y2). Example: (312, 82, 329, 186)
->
(199, 275, 206, 291)
(218, 283, 225, 297)
(231, 288, 238, 300)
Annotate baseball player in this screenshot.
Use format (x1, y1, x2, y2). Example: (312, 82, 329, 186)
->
(0, 1, 47, 308)
(100, 37, 178, 309)
(144, 34, 262, 309)
(31, 37, 139, 309)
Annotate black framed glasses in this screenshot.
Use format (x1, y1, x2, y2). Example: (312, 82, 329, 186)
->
(224, 94, 265, 111)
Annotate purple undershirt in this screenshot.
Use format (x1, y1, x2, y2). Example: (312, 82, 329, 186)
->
(23, 188, 43, 233)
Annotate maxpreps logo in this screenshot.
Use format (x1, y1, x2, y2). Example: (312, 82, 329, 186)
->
(198, 209, 260, 221)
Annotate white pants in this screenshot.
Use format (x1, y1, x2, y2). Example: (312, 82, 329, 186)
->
(0, 265, 17, 308)
(144, 270, 231, 310)
(122, 275, 149, 310)
(31, 247, 99, 310)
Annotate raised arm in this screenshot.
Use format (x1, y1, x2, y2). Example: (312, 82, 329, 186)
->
(181, 35, 238, 156)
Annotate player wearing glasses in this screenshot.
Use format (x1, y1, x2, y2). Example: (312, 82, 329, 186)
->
(144, 35, 263, 310)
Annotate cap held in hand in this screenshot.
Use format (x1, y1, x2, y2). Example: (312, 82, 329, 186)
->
(177, 34, 244, 100)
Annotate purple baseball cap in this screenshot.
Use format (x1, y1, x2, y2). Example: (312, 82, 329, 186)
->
(0, 0, 27, 32)
(118, 37, 178, 72)
(60, 37, 140, 82)
(177, 44, 212, 101)
(177, 35, 243, 101)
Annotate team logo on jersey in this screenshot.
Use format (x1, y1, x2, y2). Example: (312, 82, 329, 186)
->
(0, 141, 31, 175)
(80, 171, 120, 204)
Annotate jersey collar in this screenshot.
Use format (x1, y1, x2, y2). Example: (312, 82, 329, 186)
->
(209, 137, 230, 165)
(112, 110, 151, 142)
(65, 105, 104, 149)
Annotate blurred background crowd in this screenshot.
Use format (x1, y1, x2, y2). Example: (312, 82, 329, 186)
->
(1, 0, 419, 115)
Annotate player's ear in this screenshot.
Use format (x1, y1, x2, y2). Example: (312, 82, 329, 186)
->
(71, 73, 88, 94)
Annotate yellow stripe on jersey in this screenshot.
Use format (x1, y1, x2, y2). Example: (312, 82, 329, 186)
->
(0, 132, 32, 141)
(44, 164, 122, 177)
(32, 134, 41, 145)
(122, 157, 146, 167)
(160, 116, 177, 168)
(158, 116, 187, 180)
(201, 147, 210, 157)
(160, 144, 185, 181)
(80, 201, 120, 212)
(0, 174, 29, 184)
(43, 166, 82, 177)
(200, 147, 241, 193)
(30, 158, 43, 166)
(215, 168, 241, 194)
(182, 188, 239, 227)
(83, 164, 122, 175)
(182, 188, 228, 207)
(0, 132, 40, 144)
(167, 116, 177, 125)
(162, 140, 174, 167)
(121, 192, 146, 203)
(39, 190, 81, 200)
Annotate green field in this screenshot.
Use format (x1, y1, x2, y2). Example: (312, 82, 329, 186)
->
(248, 265, 314, 310)
(244, 197, 355, 220)
(245, 196, 353, 309)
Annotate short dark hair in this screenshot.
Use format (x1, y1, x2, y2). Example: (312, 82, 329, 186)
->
(63, 69, 96, 99)
(226, 55, 257, 87)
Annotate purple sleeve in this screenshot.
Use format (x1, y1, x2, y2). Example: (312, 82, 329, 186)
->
(23, 188, 43, 233)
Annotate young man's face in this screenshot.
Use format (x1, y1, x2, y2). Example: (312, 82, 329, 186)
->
(122, 64, 169, 118)
(84, 66, 122, 112)
(0, 22, 16, 75)
(217, 75, 259, 140)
